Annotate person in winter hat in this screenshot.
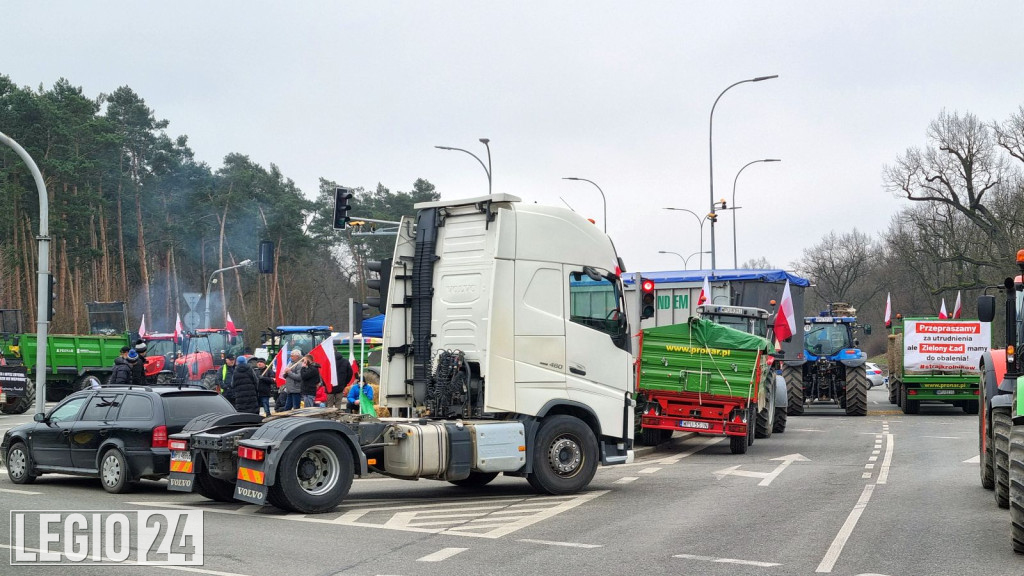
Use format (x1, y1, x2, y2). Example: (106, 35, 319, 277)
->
(109, 350, 134, 385)
(253, 357, 276, 417)
(230, 356, 260, 414)
(131, 340, 148, 386)
(282, 348, 304, 410)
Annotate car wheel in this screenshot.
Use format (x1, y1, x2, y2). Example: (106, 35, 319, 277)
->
(6, 442, 37, 484)
(100, 448, 133, 494)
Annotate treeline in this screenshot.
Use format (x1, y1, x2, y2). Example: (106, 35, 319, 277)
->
(0, 76, 437, 335)
(795, 108, 1024, 356)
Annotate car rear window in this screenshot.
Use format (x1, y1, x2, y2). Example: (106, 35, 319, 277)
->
(160, 392, 235, 426)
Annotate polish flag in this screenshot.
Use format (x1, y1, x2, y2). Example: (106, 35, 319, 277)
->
(939, 299, 948, 319)
(773, 280, 796, 342)
(174, 313, 183, 343)
(698, 276, 711, 306)
(225, 311, 238, 337)
(953, 291, 962, 319)
(273, 342, 290, 387)
(138, 314, 147, 338)
(884, 293, 892, 328)
(309, 335, 338, 392)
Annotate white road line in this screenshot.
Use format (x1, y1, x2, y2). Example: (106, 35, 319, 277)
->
(964, 455, 981, 464)
(639, 467, 661, 474)
(0, 488, 41, 495)
(648, 436, 724, 465)
(872, 450, 880, 455)
(862, 472, 871, 479)
(923, 436, 959, 439)
(417, 547, 468, 562)
(518, 539, 602, 548)
(877, 433, 894, 485)
(0, 544, 252, 576)
(614, 476, 638, 484)
(791, 428, 822, 432)
(868, 456, 877, 462)
(864, 464, 874, 469)
(816, 483, 875, 573)
(673, 553, 780, 568)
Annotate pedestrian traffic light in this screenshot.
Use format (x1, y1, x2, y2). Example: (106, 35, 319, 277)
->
(333, 187, 354, 230)
(46, 273, 56, 321)
(640, 277, 656, 320)
(366, 258, 392, 314)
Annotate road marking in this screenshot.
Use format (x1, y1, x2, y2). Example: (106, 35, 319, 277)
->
(417, 548, 468, 562)
(0, 544, 253, 576)
(791, 428, 822, 432)
(816, 483, 875, 573)
(868, 456, 877, 462)
(877, 433, 894, 485)
(922, 436, 959, 439)
(614, 477, 638, 484)
(0, 487, 41, 495)
(673, 553, 780, 568)
(872, 450, 880, 455)
(964, 455, 980, 464)
(639, 467, 661, 474)
(714, 454, 809, 486)
(864, 464, 874, 469)
(518, 539, 602, 548)
(862, 472, 871, 479)
(648, 436, 724, 465)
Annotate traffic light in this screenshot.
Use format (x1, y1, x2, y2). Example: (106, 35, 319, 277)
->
(46, 273, 56, 321)
(640, 277, 656, 320)
(333, 187, 354, 230)
(366, 258, 392, 314)
(351, 301, 370, 334)
(707, 212, 718, 223)
(257, 240, 274, 274)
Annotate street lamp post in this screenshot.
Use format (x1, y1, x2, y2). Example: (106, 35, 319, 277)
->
(731, 158, 781, 268)
(435, 139, 492, 195)
(562, 177, 607, 233)
(204, 259, 253, 329)
(708, 74, 778, 271)
(658, 250, 710, 270)
(663, 207, 710, 269)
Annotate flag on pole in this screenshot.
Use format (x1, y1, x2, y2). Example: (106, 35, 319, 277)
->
(698, 276, 711, 306)
(939, 299, 948, 319)
(884, 293, 892, 328)
(138, 314, 147, 338)
(225, 311, 238, 337)
(273, 342, 290, 387)
(774, 280, 796, 342)
(953, 291, 962, 319)
(174, 313, 183, 343)
(309, 335, 339, 393)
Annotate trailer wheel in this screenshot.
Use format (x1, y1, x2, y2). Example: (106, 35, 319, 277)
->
(640, 427, 671, 446)
(888, 378, 900, 405)
(980, 398, 995, 490)
(994, 408, 1012, 509)
(527, 415, 598, 495)
(773, 407, 787, 433)
(729, 433, 748, 454)
(449, 472, 499, 488)
(270, 431, 353, 514)
(6, 442, 37, 484)
(844, 366, 868, 416)
(755, 383, 775, 439)
(901, 383, 919, 415)
(1, 379, 34, 415)
(783, 367, 804, 416)
(1009, 424, 1024, 553)
(194, 470, 237, 503)
(747, 405, 756, 447)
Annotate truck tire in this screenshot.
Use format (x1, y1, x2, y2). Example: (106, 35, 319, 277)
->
(844, 366, 868, 416)
(1, 379, 34, 415)
(449, 472, 499, 488)
(195, 470, 237, 503)
(784, 367, 804, 416)
(901, 383, 919, 415)
(888, 378, 900, 405)
(773, 407, 787, 433)
(755, 385, 775, 439)
(5, 442, 37, 484)
(994, 408, 1012, 509)
(980, 400, 995, 490)
(640, 427, 671, 446)
(729, 433, 748, 454)
(1009, 425, 1024, 554)
(963, 400, 979, 415)
(269, 431, 354, 514)
(527, 415, 598, 495)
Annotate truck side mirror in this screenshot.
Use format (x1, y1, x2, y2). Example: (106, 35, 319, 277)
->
(978, 295, 996, 322)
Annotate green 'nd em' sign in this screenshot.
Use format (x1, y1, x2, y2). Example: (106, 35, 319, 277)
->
(657, 294, 689, 310)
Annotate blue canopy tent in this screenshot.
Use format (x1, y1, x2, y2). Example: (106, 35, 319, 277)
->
(361, 314, 385, 338)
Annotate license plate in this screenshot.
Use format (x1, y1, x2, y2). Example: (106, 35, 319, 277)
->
(172, 450, 192, 462)
(935, 390, 956, 395)
(679, 420, 711, 430)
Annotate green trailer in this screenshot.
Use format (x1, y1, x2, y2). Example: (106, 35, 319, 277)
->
(886, 317, 987, 414)
(636, 317, 777, 454)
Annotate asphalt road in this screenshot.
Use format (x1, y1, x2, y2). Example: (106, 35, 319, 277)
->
(1, 387, 1020, 575)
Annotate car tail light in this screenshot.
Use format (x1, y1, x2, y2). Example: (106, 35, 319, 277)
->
(151, 425, 168, 448)
(168, 439, 188, 451)
(908, 390, 917, 396)
(238, 446, 265, 461)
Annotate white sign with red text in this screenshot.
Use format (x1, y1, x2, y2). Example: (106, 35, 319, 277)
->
(903, 319, 990, 374)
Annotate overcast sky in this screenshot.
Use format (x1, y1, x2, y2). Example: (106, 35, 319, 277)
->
(7, 2, 1024, 275)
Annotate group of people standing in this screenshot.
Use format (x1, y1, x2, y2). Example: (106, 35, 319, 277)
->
(107, 340, 150, 387)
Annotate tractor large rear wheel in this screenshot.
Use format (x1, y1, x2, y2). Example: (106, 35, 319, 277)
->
(784, 366, 804, 416)
(994, 408, 1012, 509)
(0, 379, 34, 415)
(755, 383, 775, 439)
(844, 366, 868, 416)
(1009, 424, 1024, 553)
(888, 378, 900, 405)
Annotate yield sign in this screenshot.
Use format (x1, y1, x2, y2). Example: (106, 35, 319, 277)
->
(714, 453, 810, 486)
(182, 292, 202, 311)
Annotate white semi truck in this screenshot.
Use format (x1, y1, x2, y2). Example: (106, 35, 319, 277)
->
(167, 194, 637, 513)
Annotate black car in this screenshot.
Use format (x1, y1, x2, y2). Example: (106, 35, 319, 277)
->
(1, 385, 235, 493)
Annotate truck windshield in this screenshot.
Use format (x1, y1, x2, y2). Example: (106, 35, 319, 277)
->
(804, 323, 853, 357)
(189, 333, 244, 357)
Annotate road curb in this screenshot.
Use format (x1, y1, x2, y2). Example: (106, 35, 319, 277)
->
(633, 431, 698, 458)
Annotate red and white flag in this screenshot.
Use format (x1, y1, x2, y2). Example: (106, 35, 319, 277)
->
(939, 299, 948, 319)
(309, 335, 339, 392)
(953, 291, 962, 319)
(698, 276, 711, 306)
(774, 280, 796, 342)
(138, 314, 147, 338)
(884, 293, 892, 328)
(174, 313, 183, 342)
(225, 311, 238, 337)
(273, 342, 290, 387)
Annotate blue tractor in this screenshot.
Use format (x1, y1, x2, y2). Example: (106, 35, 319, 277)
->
(783, 303, 870, 416)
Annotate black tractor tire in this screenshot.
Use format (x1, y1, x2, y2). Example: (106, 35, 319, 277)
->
(729, 433, 748, 454)
(773, 407, 788, 433)
(994, 408, 1012, 509)
(963, 400, 980, 415)
(747, 406, 756, 447)
(73, 374, 102, 392)
(784, 366, 804, 416)
(755, 385, 775, 439)
(449, 471, 499, 488)
(980, 399, 995, 490)
(5, 442, 37, 484)
(888, 378, 900, 405)
(526, 415, 598, 495)
(155, 372, 174, 386)
(201, 372, 219, 391)
(901, 383, 920, 415)
(1009, 424, 1024, 553)
(269, 431, 354, 514)
(640, 427, 672, 446)
(194, 470, 238, 503)
(1, 379, 34, 415)
(844, 366, 869, 416)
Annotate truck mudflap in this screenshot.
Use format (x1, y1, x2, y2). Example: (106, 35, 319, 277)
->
(234, 442, 271, 506)
(167, 436, 196, 493)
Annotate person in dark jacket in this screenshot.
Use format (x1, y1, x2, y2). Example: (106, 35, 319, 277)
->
(253, 357, 276, 417)
(326, 352, 354, 410)
(109, 353, 134, 385)
(130, 340, 147, 385)
(219, 354, 237, 401)
(230, 356, 260, 414)
(299, 354, 321, 409)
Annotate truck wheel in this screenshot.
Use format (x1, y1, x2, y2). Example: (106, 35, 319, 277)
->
(527, 415, 598, 495)
(901, 384, 919, 415)
(980, 399, 995, 490)
(784, 367, 804, 416)
(99, 448, 133, 494)
(270, 431, 353, 513)
(994, 408, 1012, 509)
(888, 378, 899, 405)
(6, 442, 37, 484)
(1009, 424, 1024, 553)
(449, 472, 499, 488)
(963, 400, 979, 415)
(1, 380, 34, 415)
(844, 366, 868, 416)
(194, 471, 237, 503)
(640, 427, 671, 446)
(729, 433, 748, 454)
(773, 407, 787, 433)
(755, 385, 775, 439)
